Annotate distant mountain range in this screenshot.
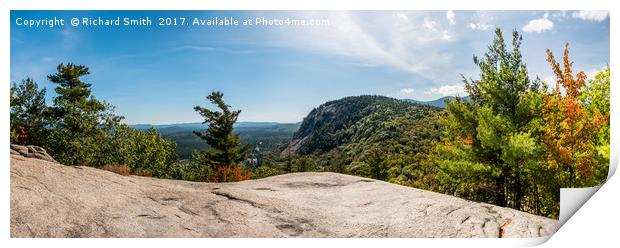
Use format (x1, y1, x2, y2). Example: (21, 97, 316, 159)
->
(130, 96, 467, 131)
(130, 121, 300, 159)
(130, 121, 286, 131)
(403, 96, 470, 108)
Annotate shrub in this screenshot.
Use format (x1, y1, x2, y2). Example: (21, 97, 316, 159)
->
(101, 125, 178, 178)
(253, 166, 280, 179)
(209, 165, 252, 182)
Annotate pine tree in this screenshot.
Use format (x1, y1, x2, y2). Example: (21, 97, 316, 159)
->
(48, 63, 107, 125)
(193, 92, 250, 178)
(45, 63, 121, 166)
(434, 29, 546, 212)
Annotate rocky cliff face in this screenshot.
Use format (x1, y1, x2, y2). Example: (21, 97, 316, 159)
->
(10, 150, 557, 238)
(282, 95, 440, 156)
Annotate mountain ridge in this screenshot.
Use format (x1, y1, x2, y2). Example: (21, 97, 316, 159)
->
(403, 95, 470, 108)
(130, 121, 298, 130)
(283, 95, 441, 156)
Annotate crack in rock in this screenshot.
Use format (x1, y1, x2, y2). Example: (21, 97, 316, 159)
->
(178, 205, 199, 216)
(211, 191, 282, 214)
(460, 216, 471, 224)
(137, 214, 166, 219)
(283, 182, 346, 188)
(253, 187, 278, 191)
(445, 206, 462, 216)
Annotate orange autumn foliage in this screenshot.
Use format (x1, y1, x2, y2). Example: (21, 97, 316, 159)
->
(208, 165, 253, 183)
(18, 126, 30, 145)
(542, 44, 605, 187)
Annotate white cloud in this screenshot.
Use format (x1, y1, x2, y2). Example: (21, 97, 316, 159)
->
(423, 18, 438, 30)
(446, 10, 456, 25)
(266, 11, 457, 82)
(572, 10, 609, 22)
(584, 67, 607, 80)
(400, 88, 415, 95)
(522, 13, 554, 33)
(423, 18, 452, 41)
(441, 30, 452, 41)
(396, 13, 409, 22)
(425, 84, 466, 96)
(468, 23, 493, 31)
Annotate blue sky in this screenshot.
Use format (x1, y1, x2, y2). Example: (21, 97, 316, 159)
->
(11, 10, 609, 124)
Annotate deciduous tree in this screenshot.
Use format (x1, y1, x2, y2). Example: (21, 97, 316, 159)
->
(542, 45, 607, 188)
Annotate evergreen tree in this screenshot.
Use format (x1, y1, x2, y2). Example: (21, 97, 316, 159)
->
(10, 78, 48, 145)
(433, 29, 546, 212)
(45, 63, 122, 166)
(193, 92, 250, 177)
(366, 145, 389, 180)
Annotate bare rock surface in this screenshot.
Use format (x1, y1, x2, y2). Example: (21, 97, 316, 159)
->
(10, 144, 57, 163)
(11, 154, 557, 238)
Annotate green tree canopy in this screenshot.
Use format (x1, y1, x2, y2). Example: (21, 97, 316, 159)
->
(193, 91, 250, 169)
(434, 28, 548, 214)
(10, 78, 48, 145)
(45, 63, 122, 166)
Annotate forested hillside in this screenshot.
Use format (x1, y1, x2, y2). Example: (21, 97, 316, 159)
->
(281, 95, 442, 186)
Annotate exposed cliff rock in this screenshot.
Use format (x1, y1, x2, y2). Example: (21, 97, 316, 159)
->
(10, 153, 557, 238)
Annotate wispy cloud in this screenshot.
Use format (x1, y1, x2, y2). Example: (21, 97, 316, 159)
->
(400, 87, 415, 95)
(572, 10, 609, 22)
(468, 23, 493, 31)
(446, 10, 456, 25)
(522, 12, 554, 33)
(266, 11, 457, 83)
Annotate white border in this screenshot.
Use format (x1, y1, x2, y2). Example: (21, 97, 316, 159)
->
(1, 1, 616, 247)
